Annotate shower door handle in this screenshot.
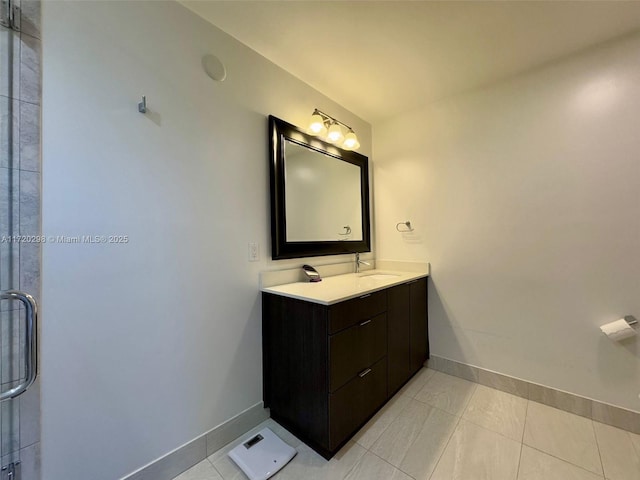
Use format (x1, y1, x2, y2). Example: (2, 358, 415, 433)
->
(0, 291, 38, 401)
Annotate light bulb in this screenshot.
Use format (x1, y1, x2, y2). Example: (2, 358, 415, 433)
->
(327, 122, 344, 143)
(342, 131, 360, 150)
(307, 113, 326, 136)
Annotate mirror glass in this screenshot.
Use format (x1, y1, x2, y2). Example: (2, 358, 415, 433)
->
(284, 140, 363, 242)
(269, 115, 371, 260)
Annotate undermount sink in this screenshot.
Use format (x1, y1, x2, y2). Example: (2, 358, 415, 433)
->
(359, 273, 400, 280)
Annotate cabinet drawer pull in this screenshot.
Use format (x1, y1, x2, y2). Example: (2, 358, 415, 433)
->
(359, 319, 372, 327)
(359, 294, 371, 299)
(358, 368, 372, 378)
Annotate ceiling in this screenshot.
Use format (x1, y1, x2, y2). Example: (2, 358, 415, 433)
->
(183, 1, 640, 123)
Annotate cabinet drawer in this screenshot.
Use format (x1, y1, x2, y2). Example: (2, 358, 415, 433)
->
(328, 357, 387, 450)
(328, 290, 387, 334)
(329, 313, 387, 392)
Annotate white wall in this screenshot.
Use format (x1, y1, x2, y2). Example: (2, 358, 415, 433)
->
(374, 33, 640, 411)
(41, 2, 371, 479)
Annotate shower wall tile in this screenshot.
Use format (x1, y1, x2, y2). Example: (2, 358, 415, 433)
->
(16, 442, 40, 480)
(0, 394, 20, 457)
(19, 170, 39, 235)
(19, 101, 39, 172)
(19, 242, 40, 302)
(1, 322, 29, 381)
(18, 170, 41, 301)
(0, 239, 20, 302)
(0, 27, 20, 100)
(19, 377, 39, 448)
(0, 241, 19, 310)
(0, 243, 20, 298)
(0, 167, 20, 298)
(0, 167, 19, 235)
(19, 33, 39, 105)
(0, 310, 22, 384)
(0, 96, 19, 169)
(19, 1, 41, 40)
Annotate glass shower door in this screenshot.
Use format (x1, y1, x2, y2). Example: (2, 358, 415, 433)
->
(1, 1, 40, 478)
(1, 9, 22, 477)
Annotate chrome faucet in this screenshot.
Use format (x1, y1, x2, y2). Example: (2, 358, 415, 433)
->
(355, 252, 370, 273)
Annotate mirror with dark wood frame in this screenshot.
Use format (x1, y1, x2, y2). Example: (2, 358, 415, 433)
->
(269, 115, 371, 260)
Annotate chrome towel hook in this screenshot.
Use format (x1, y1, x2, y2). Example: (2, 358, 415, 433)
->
(396, 221, 414, 232)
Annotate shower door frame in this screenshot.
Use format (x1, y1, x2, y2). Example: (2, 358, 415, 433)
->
(0, 0, 41, 479)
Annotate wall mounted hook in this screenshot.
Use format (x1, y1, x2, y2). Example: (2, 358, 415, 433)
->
(396, 221, 414, 232)
(339, 225, 352, 236)
(138, 96, 147, 114)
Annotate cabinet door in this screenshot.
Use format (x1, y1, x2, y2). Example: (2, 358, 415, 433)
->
(387, 284, 411, 395)
(409, 278, 428, 374)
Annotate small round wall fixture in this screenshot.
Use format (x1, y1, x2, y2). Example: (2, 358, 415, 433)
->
(202, 54, 227, 82)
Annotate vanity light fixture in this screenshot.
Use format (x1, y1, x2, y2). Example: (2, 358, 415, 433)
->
(326, 122, 344, 144)
(343, 129, 360, 150)
(306, 109, 361, 150)
(307, 112, 328, 136)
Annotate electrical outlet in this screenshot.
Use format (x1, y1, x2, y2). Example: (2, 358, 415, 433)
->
(248, 242, 259, 262)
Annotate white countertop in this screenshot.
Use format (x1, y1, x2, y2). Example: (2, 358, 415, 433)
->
(261, 269, 428, 305)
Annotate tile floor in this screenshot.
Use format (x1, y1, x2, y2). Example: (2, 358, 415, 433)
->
(173, 368, 640, 480)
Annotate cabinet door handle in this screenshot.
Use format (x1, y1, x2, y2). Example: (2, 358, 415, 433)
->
(359, 319, 372, 327)
(358, 368, 372, 378)
(359, 294, 371, 299)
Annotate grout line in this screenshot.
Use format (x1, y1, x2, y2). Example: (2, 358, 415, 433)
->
(591, 420, 606, 478)
(8, 98, 39, 108)
(207, 456, 225, 480)
(457, 415, 524, 444)
(521, 399, 529, 444)
(515, 443, 524, 480)
(365, 398, 447, 479)
(450, 404, 525, 445)
(515, 400, 529, 480)
(18, 30, 40, 43)
(336, 445, 367, 480)
(355, 391, 413, 449)
(630, 430, 640, 459)
(364, 449, 417, 480)
(430, 355, 640, 434)
(425, 408, 464, 480)
(524, 444, 606, 478)
(461, 381, 478, 413)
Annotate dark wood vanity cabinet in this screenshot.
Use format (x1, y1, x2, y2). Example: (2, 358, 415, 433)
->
(262, 277, 428, 459)
(387, 278, 429, 395)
